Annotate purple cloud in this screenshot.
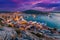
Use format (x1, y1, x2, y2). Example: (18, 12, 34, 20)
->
(0, 0, 60, 11)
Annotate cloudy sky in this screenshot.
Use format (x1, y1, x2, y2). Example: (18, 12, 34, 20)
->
(0, 0, 60, 12)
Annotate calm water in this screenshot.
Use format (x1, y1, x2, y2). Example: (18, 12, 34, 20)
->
(24, 13, 60, 29)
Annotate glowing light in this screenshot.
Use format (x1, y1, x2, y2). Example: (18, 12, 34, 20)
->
(33, 14, 36, 18)
(14, 16, 19, 21)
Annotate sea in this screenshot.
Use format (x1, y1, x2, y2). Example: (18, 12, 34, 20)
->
(23, 13, 60, 29)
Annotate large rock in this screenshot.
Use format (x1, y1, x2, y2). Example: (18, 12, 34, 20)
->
(0, 27, 17, 40)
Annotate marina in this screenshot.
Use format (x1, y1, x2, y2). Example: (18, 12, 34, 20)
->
(0, 12, 60, 40)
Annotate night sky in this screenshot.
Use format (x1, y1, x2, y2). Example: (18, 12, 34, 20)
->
(0, 0, 60, 12)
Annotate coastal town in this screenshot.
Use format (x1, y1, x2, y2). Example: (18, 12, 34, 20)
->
(0, 12, 60, 40)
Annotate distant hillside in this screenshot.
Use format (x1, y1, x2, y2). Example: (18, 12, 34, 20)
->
(22, 10, 49, 15)
(0, 11, 13, 13)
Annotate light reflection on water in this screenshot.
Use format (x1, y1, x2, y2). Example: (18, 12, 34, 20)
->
(24, 13, 60, 29)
